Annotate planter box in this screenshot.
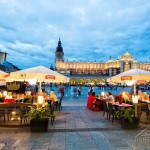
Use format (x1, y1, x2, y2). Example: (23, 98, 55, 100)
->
(30, 118, 49, 132)
(121, 118, 139, 130)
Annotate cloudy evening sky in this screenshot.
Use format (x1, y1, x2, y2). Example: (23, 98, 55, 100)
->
(0, 0, 150, 69)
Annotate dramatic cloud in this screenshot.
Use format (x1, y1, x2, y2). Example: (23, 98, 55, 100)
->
(0, 0, 150, 69)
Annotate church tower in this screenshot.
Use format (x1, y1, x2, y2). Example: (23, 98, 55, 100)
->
(55, 38, 64, 63)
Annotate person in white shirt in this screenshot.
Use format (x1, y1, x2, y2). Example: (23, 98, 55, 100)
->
(50, 91, 58, 108)
(5, 92, 13, 99)
(105, 92, 115, 102)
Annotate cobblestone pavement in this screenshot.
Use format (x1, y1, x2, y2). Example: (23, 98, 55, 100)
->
(0, 106, 150, 150)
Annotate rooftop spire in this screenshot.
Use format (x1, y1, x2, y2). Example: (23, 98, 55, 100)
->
(56, 37, 63, 52)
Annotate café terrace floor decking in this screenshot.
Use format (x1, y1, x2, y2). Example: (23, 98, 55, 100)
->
(0, 86, 150, 150)
(0, 105, 150, 150)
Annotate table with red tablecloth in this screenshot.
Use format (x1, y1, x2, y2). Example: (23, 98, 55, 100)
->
(4, 99, 15, 103)
(111, 102, 133, 107)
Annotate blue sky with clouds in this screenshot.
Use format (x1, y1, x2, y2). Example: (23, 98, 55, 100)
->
(0, 0, 150, 69)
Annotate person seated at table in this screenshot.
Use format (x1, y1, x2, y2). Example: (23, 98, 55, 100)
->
(87, 91, 92, 109)
(32, 93, 38, 103)
(123, 92, 130, 102)
(103, 92, 115, 103)
(92, 98, 102, 111)
(49, 91, 58, 108)
(138, 92, 143, 100)
(0, 91, 2, 98)
(12, 92, 17, 99)
(5, 92, 13, 99)
(142, 92, 149, 100)
(16, 93, 24, 102)
(87, 92, 96, 109)
(117, 92, 123, 102)
(24, 91, 32, 103)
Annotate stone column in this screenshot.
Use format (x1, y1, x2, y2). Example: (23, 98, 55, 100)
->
(120, 61, 124, 73)
(109, 68, 112, 76)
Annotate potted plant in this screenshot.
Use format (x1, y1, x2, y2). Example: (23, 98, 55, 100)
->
(29, 104, 54, 132)
(115, 107, 139, 129)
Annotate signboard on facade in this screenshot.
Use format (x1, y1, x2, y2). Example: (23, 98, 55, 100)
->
(121, 76, 132, 81)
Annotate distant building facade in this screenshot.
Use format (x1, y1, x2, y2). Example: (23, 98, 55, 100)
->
(0, 50, 19, 73)
(55, 39, 150, 85)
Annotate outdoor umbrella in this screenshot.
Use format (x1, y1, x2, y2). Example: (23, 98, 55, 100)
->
(5, 66, 70, 91)
(107, 68, 150, 83)
(107, 68, 150, 94)
(0, 70, 8, 86)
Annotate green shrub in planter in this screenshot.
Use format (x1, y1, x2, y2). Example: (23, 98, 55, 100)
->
(115, 107, 139, 129)
(29, 104, 53, 132)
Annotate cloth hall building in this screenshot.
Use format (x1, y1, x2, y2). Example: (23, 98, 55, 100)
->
(55, 39, 150, 85)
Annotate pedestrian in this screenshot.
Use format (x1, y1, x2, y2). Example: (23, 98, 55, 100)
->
(78, 86, 81, 95)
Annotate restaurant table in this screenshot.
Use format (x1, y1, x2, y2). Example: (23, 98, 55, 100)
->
(4, 99, 15, 103)
(141, 100, 150, 103)
(139, 100, 150, 111)
(111, 102, 133, 107)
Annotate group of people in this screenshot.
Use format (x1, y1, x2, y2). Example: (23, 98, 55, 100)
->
(87, 91, 115, 111)
(0, 85, 65, 106)
(0, 91, 33, 103)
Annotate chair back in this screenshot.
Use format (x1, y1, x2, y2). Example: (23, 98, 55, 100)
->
(126, 101, 133, 105)
(108, 103, 115, 115)
(58, 96, 63, 110)
(140, 102, 149, 112)
(103, 101, 109, 112)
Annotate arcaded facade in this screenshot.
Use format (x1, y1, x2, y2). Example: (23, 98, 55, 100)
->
(55, 39, 150, 85)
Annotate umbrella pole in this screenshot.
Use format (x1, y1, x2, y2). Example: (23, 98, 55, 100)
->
(39, 82, 42, 93)
(134, 82, 136, 95)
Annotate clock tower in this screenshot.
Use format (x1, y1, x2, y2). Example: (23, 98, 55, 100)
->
(55, 38, 64, 63)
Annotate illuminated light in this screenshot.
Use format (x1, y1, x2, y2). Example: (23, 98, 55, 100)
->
(38, 96, 44, 104)
(132, 95, 138, 103)
(122, 92, 125, 97)
(3, 91, 7, 96)
(28, 79, 36, 85)
(125, 80, 135, 86)
(101, 91, 105, 96)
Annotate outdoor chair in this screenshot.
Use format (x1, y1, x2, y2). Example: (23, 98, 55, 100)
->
(58, 97, 63, 110)
(140, 102, 149, 115)
(102, 101, 109, 120)
(6, 106, 14, 121)
(108, 102, 115, 123)
(0, 107, 6, 122)
(146, 110, 150, 120)
(126, 101, 133, 105)
(19, 106, 30, 123)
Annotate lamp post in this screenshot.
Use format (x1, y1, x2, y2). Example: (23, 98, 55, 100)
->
(101, 91, 105, 97)
(132, 95, 138, 117)
(37, 95, 44, 107)
(3, 91, 7, 97)
(125, 79, 138, 117)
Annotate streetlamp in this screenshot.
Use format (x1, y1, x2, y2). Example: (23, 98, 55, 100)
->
(38, 95, 44, 105)
(3, 91, 7, 97)
(101, 91, 105, 97)
(132, 95, 138, 117)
